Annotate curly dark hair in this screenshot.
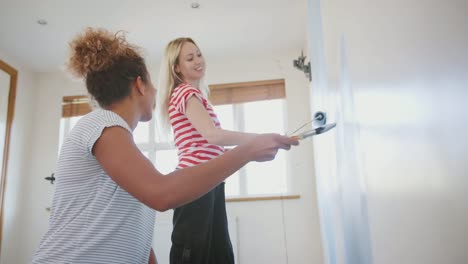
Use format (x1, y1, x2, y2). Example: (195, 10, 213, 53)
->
(67, 27, 148, 107)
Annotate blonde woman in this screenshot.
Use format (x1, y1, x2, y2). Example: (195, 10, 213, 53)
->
(158, 38, 291, 264)
(32, 29, 298, 264)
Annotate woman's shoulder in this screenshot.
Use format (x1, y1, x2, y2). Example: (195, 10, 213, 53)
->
(171, 83, 205, 105)
(66, 109, 132, 152)
(78, 108, 112, 124)
(74, 109, 131, 133)
(173, 82, 201, 95)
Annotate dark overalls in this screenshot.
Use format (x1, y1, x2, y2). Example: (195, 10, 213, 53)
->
(170, 182, 235, 264)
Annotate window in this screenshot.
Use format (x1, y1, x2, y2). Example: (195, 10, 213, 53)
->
(213, 99, 287, 196)
(58, 79, 288, 197)
(58, 96, 92, 152)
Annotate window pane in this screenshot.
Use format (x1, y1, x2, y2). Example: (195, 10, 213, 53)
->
(245, 151, 287, 195)
(141, 151, 150, 159)
(154, 120, 174, 143)
(58, 116, 83, 152)
(58, 118, 68, 152)
(225, 171, 240, 197)
(244, 99, 285, 134)
(213, 105, 237, 195)
(243, 99, 287, 195)
(213, 104, 234, 131)
(134, 121, 149, 144)
(69, 116, 82, 129)
(155, 149, 178, 174)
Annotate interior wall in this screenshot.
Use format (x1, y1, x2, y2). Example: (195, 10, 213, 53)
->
(314, 0, 468, 263)
(0, 53, 36, 264)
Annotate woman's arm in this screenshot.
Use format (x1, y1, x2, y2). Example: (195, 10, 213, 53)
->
(93, 126, 297, 212)
(148, 248, 157, 264)
(185, 96, 258, 146)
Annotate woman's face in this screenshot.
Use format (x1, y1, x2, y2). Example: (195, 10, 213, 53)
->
(175, 41, 205, 83)
(141, 76, 157, 122)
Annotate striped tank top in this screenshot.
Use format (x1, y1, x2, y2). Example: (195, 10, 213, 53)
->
(169, 83, 225, 168)
(32, 109, 155, 264)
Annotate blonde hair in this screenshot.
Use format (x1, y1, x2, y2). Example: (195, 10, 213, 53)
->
(157, 37, 209, 137)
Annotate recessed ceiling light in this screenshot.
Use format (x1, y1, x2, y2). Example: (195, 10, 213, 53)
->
(191, 2, 200, 9)
(37, 19, 48, 26)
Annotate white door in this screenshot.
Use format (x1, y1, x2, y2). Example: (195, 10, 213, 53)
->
(307, 0, 468, 264)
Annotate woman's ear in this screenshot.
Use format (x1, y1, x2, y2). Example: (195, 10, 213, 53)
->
(134, 76, 146, 95)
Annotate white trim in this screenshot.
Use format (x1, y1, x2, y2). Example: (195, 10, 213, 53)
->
(234, 103, 248, 196)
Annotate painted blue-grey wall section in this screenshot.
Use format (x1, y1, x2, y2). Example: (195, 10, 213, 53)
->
(309, 0, 468, 263)
(307, 1, 373, 264)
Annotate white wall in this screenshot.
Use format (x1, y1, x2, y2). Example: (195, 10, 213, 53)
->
(312, 0, 468, 263)
(3, 53, 324, 264)
(0, 54, 36, 264)
(15, 72, 87, 264)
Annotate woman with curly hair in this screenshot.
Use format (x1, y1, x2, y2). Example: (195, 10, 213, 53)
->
(31, 27, 298, 264)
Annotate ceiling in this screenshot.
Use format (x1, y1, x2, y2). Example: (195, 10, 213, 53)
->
(0, 0, 308, 72)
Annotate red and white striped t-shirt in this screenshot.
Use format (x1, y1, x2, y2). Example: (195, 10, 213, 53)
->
(169, 83, 225, 168)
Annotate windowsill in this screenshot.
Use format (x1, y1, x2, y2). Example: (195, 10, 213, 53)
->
(225, 194, 300, 203)
(46, 194, 301, 212)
